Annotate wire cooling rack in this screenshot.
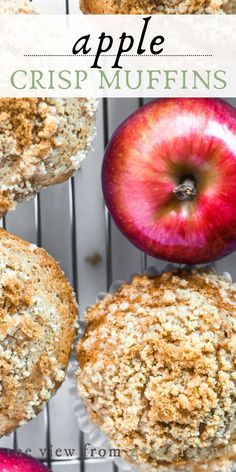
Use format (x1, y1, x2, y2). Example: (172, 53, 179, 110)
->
(0, 1, 236, 470)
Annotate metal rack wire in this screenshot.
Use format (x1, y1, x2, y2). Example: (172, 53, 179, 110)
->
(0, 2, 236, 470)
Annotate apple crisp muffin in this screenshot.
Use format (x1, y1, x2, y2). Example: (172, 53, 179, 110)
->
(0, 4, 97, 217)
(80, 0, 235, 14)
(0, 98, 97, 216)
(0, 0, 38, 14)
(76, 268, 236, 472)
(0, 229, 77, 436)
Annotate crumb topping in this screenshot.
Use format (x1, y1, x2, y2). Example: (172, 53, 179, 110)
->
(0, 98, 97, 216)
(0, 229, 77, 436)
(76, 269, 236, 472)
(81, 0, 235, 14)
(0, 0, 38, 14)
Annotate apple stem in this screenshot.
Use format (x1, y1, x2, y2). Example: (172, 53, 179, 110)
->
(173, 178, 197, 202)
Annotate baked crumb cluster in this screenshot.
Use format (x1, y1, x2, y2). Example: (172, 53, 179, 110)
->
(0, 0, 38, 14)
(80, 0, 235, 14)
(76, 269, 236, 472)
(0, 229, 77, 436)
(0, 98, 97, 216)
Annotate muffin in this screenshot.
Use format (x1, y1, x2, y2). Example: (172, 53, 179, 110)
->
(0, 228, 77, 436)
(80, 0, 234, 14)
(0, 98, 97, 217)
(0, 0, 38, 13)
(0, 2, 97, 217)
(76, 268, 236, 472)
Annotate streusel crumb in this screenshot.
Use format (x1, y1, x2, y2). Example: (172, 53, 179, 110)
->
(76, 268, 236, 472)
(0, 98, 97, 216)
(80, 0, 235, 14)
(0, 229, 77, 436)
(0, 0, 38, 14)
(0, 4, 97, 217)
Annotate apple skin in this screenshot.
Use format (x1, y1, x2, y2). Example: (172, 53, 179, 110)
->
(102, 98, 236, 264)
(0, 449, 50, 472)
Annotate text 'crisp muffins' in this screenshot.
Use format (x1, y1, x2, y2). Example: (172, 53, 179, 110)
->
(76, 268, 236, 472)
(0, 229, 77, 436)
(0, 98, 97, 217)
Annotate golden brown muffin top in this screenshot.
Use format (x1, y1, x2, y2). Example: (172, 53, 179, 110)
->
(76, 268, 236, 472)
(80, 0, 232, 14)
(0, 98, 96, 216)
(0, 229, 77, 436)
(0, 0, 38, 13)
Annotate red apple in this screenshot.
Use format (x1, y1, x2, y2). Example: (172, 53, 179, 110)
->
(0, 449, 50, 472)
(102, 98, 236, 264)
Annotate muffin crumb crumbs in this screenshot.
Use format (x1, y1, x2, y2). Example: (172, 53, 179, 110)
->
(76, 268, 236, 472)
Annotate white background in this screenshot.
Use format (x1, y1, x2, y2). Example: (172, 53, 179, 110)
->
(0, 13, 236, 97)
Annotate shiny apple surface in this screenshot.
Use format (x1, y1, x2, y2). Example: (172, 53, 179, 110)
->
(0, 449, 50, 472)
(102, 98, 236, 264)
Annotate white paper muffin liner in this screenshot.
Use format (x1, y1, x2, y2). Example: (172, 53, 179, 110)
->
(70, 265, 235, 472)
